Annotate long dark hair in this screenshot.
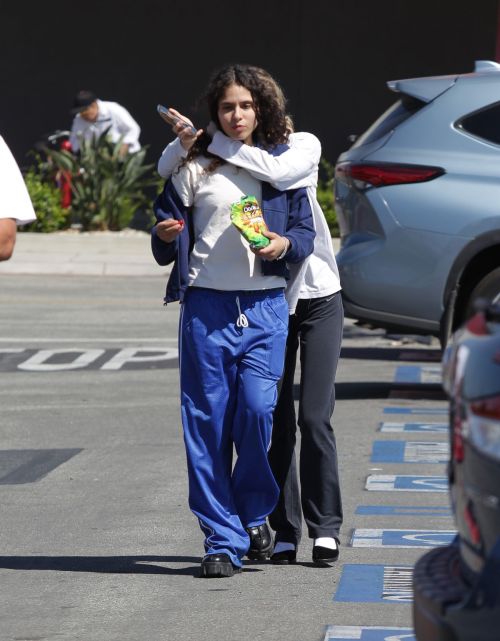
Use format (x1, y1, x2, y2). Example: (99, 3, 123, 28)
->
(186, 64, 289, 170)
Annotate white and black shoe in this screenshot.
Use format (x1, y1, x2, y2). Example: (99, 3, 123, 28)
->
(312, 537, 339, 564)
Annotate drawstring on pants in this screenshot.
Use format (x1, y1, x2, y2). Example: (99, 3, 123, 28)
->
(236, 296, 249, 328)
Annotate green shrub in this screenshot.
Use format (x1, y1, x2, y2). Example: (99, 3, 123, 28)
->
(317, 157, 339, 237)
(22, 168, 70, 232)
(44, 132, 160, 231)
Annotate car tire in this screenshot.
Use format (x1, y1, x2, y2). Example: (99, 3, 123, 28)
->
(465, 267, 500, 320)
(413, 543, 466, 641)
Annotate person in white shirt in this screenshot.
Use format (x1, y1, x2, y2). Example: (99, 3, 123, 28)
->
(69, 90, 141, 156)
(0, 135, 37, 261)
(157, 69, 344, 566)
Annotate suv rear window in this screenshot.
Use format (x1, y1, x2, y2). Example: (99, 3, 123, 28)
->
(458, 102, 500, 145)
(352, 95, 426, 148)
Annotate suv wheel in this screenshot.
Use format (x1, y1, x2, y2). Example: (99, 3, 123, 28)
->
(465, 267, 500, 320)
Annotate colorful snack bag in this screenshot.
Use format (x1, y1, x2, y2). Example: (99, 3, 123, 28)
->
(230, 195, 270, 249)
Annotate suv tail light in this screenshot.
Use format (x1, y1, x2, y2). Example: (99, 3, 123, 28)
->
(468, 396, 500, 461)
(335, 161, 445, 188)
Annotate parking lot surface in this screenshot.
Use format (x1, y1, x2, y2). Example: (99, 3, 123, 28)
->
(1, 240, 449, 641)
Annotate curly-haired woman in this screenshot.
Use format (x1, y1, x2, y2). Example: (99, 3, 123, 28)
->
(151, 64, 315, 578)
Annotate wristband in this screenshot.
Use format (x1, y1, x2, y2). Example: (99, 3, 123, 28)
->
(276, 237, 290, 260)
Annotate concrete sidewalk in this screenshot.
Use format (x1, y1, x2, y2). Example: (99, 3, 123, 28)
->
(0, 230, 341, 276)
(0, 230, 169, 276)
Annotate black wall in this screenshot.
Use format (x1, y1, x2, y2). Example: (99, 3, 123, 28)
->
(1, 0, 498, 169)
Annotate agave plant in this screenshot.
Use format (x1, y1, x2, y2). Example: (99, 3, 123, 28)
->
(45, 130, 160, 231)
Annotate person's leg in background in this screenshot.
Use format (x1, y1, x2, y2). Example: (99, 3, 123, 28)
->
(297, 292, 344, 563)
(268, 311, 302, 562)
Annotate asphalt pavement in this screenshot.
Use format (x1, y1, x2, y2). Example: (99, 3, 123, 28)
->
(0, 233, 446, 641)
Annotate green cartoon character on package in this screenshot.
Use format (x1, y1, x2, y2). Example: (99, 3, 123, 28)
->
(230, 195, 270, 249)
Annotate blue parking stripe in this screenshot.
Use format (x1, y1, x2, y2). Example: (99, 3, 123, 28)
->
(394, 365, 442, 384)
(383, 407, 448, 415)
(394, 366, 421, 383)
(355, 505, 452, 517)
(334, 564, 413, 603)
(366, 474, 448, 491)
(371, 440, 449, 463)
(378, 421, 448, 433)
(371, 441, 405, 462)
(351, 528, 456, 548)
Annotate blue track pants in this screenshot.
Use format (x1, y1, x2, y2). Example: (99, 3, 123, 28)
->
(179, 287, 288, 567)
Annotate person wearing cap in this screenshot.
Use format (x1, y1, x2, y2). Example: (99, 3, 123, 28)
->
(69, 90, 141, 156)
(0, 134, 37, 261)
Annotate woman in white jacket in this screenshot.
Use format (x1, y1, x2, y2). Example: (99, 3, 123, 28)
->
(157, 80, 343, 566)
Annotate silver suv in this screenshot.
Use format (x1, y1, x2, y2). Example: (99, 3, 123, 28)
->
(334, 60, 500, 345)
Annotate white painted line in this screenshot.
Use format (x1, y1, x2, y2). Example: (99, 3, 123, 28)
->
(404, 441, 449, 463)
(324, 625, 415, 640)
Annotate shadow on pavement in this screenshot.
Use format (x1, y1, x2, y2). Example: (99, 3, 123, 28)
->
(340, 346, 442, 362)
(294, 382, 447, 401)
(336, 381, 446, 400)
(0, 555, 263, 576)
(0, 555, 200, 575)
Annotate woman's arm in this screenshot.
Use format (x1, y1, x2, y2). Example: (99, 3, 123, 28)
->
(151, 165, 193, 266)
(207, 130, 321, 189)
(157, 137, 188, 179)
(157, 108, 202, 178)
(282, 187, 316, 263)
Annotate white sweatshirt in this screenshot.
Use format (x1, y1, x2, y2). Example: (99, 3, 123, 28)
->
(157, 131, 341, 312)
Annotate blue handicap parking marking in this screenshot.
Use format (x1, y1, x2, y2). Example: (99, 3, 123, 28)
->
(366, 474, 448, 492)
(351, 528, 456, 548)
(394, 366, 421, 383)
(383, 407, 448, 416)
(355, 505, 452, 517)
(394, 365, 442, 384)
(379, 421, 448, 433)
(324, 626, 415, 641)
(371, 441, 405, 462)
(334, 564, 413, 603)
(371, 440, 449, 463)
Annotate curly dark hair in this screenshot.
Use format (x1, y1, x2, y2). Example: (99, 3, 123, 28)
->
(186, 64, 289, 170)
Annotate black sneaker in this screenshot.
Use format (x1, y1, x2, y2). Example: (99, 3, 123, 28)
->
(245, 522, 273, 560)
(200, 553, 241, 578)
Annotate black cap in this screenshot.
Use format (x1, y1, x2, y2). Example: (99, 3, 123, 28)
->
(70, 90, 98, 115)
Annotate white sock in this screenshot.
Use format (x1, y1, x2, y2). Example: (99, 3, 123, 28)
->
(273, 541, 296, 554)
(314, 537, 338, 550)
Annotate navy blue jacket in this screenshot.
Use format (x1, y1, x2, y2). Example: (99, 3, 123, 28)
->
(151, 150, 315, 304)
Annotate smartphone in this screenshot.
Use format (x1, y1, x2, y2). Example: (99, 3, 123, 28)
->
(157, 104, 197, 135)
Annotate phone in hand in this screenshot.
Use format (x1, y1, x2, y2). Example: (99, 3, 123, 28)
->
(157, 105, 197, 135)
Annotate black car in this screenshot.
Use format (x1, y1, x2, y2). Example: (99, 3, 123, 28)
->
(413, 302, 500, 639)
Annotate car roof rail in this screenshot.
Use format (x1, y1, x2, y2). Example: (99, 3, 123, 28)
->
(474, 60, 500, 73)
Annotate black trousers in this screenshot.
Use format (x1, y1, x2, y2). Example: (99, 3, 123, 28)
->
(268, 291, 344, 544)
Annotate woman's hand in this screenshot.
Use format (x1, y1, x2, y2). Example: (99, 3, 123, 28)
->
(156, 218, 184, 243)
(168, 108, 203, 151)
(252, 231, 290, 261)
